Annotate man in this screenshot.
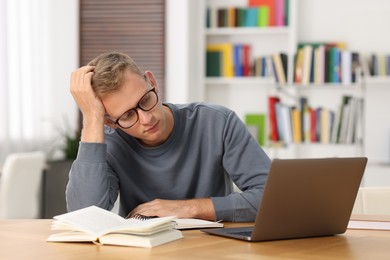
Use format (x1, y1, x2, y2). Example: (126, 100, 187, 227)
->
(67, 51, 270, 222)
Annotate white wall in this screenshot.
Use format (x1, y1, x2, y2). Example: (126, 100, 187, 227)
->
(47, 0, 79, 138)
(165, 0, 205, 103)
(297, 0, 390, 53)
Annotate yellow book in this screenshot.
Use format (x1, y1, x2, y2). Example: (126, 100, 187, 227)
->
(207, 43, 234, 77)
(294, 48, 304, 84)
(291, 107, 302, 143)
(228, 7, 236, 27)
(320, 108, 330, 144)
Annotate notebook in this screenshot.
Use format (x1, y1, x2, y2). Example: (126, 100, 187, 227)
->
(202, 157, 367, 242)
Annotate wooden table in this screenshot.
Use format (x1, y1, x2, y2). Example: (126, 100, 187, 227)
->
(1, 218, 390, 259)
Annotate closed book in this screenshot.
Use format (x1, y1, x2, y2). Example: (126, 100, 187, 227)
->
(268, 96, 281, 142)
(272, 53, 287, 85)
(249, 0, 276, 26)
(337, 96, 352, 143)
(302, 45, 313, 85)
(320, 108, 331, 144)
(227, 7, 236, 27)
(341, 50, 352, 85)
(243, 44, 251, 76)
(258, 7, 269, 27)
(206, 51, 222, 77)
(291, 107, 302, 143)
(314, 45, 325, 84)
(378, 54, 387, 76)
(236, 8, 246, 27)
(233, 45, 243, 76)
(294, 47, 304, 83)
(329, 47, 342, 83)
(351, 52, 360, 83)
(207, 44, 234, 77)
(275, 103, 292, 144)
(245, 114, 266, 146)
(275, 0, 285, 26)
(299, 97, 308, 142)
(310, 107, 317, 142)
(244, 8, 258, 27)
(217, 8, 228, 27)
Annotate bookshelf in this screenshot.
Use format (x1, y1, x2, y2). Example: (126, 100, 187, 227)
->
(171, 0, 390, 185)
(200, 0, 297, 143)
(198, 0, 367, 159)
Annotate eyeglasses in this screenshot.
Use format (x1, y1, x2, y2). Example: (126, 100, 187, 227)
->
(108, 88, 159, 129)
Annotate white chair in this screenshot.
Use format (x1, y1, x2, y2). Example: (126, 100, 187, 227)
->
(352, 186, 390, 215)
(0, 151, 46, 219)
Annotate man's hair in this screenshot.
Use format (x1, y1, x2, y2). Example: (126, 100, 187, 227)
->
(88, 51, 143, 97)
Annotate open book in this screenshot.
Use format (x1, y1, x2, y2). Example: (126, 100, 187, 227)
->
(47, 206, 183, 248)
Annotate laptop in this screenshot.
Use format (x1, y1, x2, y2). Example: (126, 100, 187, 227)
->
(202, 157, 367, 242)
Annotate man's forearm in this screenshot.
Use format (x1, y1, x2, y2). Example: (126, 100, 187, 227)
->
(127, 198, 217, 221)
(81, 117, 105, 143)
(187, 198, 216, 221)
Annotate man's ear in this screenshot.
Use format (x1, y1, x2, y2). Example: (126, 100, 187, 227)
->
(144, 71, 158, 91)
(104, 117, 118, 129)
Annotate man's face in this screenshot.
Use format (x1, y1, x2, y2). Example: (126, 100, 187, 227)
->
(102, 71, 172, 147)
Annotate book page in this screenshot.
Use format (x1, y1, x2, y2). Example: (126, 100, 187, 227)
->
(53, 206, 126, 235)
(348, 220, 390, 230)
(174, 218, 224, 230)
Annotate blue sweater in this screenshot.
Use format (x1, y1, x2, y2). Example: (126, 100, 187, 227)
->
(66, 102, 270, 222)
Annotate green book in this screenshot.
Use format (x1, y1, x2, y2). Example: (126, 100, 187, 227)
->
(245, 114, 266, 146)
(236, 8, 246, 27)
(258, 7, 269, 27)
(206, 51, 221, 77)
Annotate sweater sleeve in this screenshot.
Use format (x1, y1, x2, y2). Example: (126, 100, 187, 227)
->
(211, 111, 271, 222)
(65, 142, 119, 212)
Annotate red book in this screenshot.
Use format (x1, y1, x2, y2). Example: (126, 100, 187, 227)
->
(243, 44, 251, 76)
(268, 96, 280, 142)
(310, 107, 317, 142)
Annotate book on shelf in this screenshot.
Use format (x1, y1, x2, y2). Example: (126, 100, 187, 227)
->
(291, 106, 302, 143)
(295, 42, 360, 85)
(206, 0, 289, 29)
(272, 53, 287, 85)
(268, 96, 281, 142)
(275, 102, 293, 144)
(267, 94, 362, 145)
(47, 206, 183, 248)
(245, 113, 266, 146)
(248, 0, 276, 26)
(275, 0, 285, 26)
(207, 43, 234, 77)
(301, 45, 313, 85)
(258, 6, 270, 27)
(206, 51, 222, 77)
(368, 53, 390, 76)
(233, 45, 243, 76)
(341, 50, 352, 85)
(245, 7, 259, 27)
(243, 44, 251, 76)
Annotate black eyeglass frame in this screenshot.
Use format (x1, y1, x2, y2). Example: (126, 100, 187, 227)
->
(107, 87, 158, 129)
